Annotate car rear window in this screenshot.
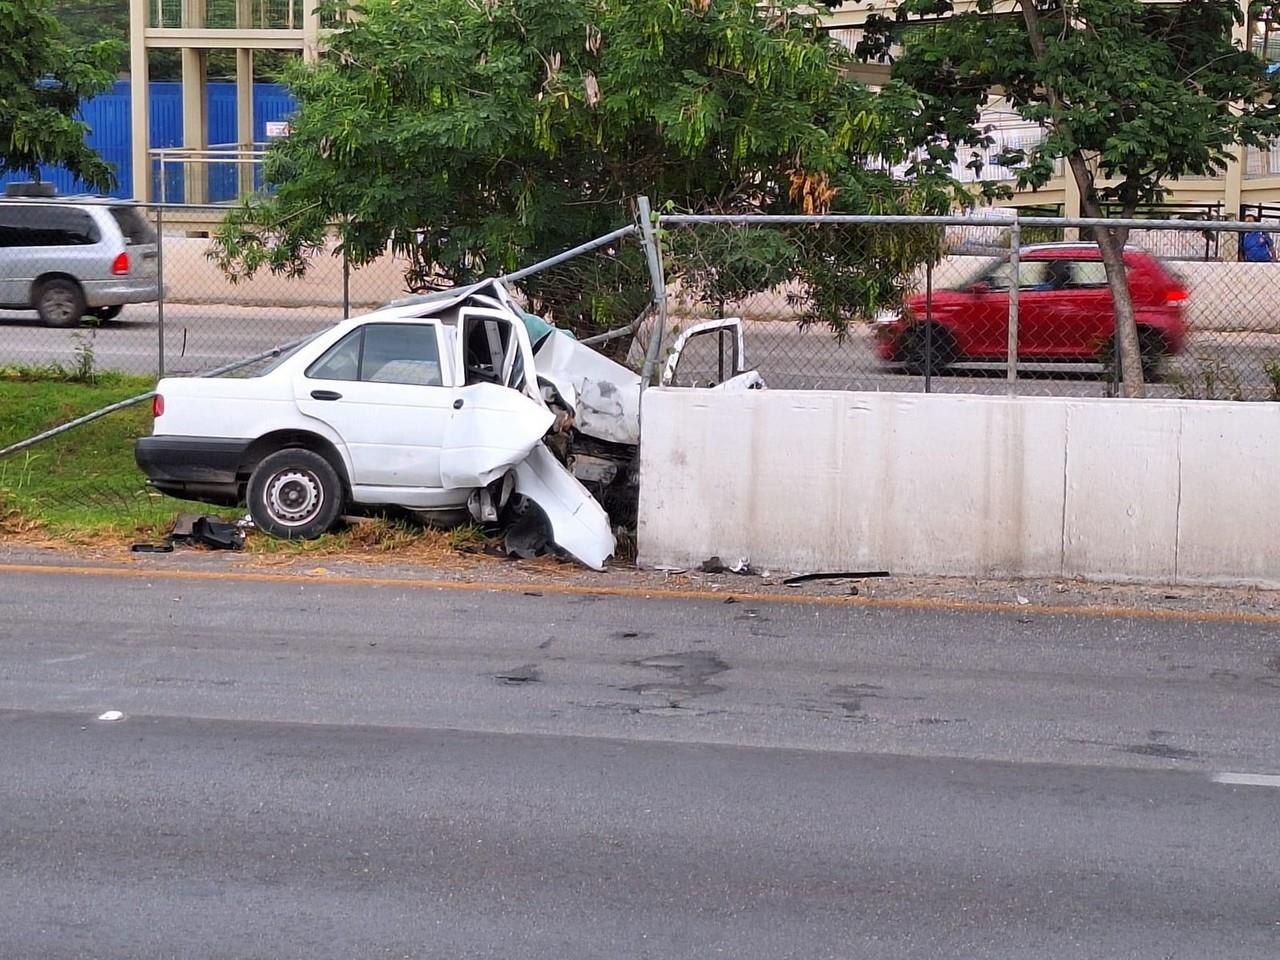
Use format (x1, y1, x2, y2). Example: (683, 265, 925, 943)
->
(108, 205, 158, 245)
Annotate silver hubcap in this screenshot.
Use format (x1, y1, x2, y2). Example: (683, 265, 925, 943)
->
(41, 289, 77, 323)
(264, 469, 323, 527)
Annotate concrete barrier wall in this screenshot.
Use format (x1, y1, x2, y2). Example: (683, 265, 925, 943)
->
(637, 389, 1280, 587)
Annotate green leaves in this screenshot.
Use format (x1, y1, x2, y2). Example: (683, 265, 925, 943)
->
(212, 0, 955, 336)
(0, 0, 121, 190)
(875, 0, 1280, 213)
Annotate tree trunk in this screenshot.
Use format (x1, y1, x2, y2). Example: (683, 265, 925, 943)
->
(1068, 158, 1146, 397)
(1020, 0, 1146, 398)
(1092, 225, 1145, 398)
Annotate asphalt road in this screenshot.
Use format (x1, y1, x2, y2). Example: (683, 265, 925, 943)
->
(5, 303, 1280, 399)
(2, 562, 1280, 959)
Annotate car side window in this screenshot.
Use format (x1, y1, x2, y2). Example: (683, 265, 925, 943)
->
(985, 260, 1049, 291)
(1068, 260, 1109, 287)
(462, 316, 520, 388)
(668, 327, 739, 387)
(362, 323, 443, 386)
(0, 205, 100, 246)
(307, 330, 363, 381)
(2, 207, 98, 245)
(306, 324, 443, 386)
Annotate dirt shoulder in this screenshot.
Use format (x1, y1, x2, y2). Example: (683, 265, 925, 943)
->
(4, 539, 1279, 622)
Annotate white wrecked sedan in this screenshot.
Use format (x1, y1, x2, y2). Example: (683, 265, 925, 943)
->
(135, 278, 760, 569)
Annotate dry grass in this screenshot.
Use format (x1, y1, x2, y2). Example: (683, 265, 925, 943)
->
(238, 517, 491, 568)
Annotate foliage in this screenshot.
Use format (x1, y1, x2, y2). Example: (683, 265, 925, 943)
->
(1, 0, 123, 190)
(210, 0, 957, 336)
(861, 0, 1280, 395)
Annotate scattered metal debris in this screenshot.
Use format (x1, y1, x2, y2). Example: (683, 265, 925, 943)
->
(494, 665, 542, 685)
(782, 571, 890, 585)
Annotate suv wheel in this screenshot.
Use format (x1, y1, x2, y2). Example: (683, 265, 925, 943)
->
(35, 279, 86, 328)
(246, 448, 345, 539)
(90, 305, 123, 322)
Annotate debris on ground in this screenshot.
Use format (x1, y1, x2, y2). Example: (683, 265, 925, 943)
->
(782, 571, 891, 585)
(130, 513, 245, 553)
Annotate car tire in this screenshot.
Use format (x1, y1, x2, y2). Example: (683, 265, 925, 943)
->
(1137, 327, 1169, 382)
(90, 305, 123, 322)
(35, 279, 87, 328)
(246, 448, 345, 540)
(1100, 328, 1169, 383)
(899, 324, 956, 376)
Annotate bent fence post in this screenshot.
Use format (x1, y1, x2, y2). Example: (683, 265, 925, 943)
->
(0, 338, 312, 461)
(637, 196, 669, 389)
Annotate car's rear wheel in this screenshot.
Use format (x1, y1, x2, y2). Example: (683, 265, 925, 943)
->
(35, 279, 86, 328)
(898, 323, 957, 376)
(1137, 327, 1169, 381)
(1098, 327, 1169, 382)
(246, 448, 345, 539)
(90, 305, 123, 322)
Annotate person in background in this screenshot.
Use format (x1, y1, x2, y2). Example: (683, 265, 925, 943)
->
(1241, 213, 1275, 262)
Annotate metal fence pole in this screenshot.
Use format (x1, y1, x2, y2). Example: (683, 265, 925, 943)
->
(342, 239, 350, 320)
(156, 203, 165, 379)
(637, 195, 669, 389)
(924, 261, 933, 394)
(1007, 218, 1020, 394)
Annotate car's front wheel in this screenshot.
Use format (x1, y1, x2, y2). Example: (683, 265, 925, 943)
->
(246, 448, 345, 539)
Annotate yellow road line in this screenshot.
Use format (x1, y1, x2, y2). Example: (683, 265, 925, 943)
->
(2, 561, 1279, 625)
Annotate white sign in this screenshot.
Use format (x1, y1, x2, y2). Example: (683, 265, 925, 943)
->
(265, 121, 291, 138)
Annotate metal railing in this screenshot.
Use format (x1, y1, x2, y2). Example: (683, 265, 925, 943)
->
(152, 145, 271, 205)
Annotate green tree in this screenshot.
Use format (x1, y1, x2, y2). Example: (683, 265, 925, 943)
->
(861, 0, 1280, 395)
(210, 0, 954, 335)
(1, 0, 123, 190)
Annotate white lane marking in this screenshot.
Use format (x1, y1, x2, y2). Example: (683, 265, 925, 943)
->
(1212, 772, 1280, 787)
(42, 653, 89, 665)
(96, 710, 125, 722)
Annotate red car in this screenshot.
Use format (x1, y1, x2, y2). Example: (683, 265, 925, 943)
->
(876, 243, 1188, 376)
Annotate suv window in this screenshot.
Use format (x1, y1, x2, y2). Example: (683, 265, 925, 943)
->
(0, 204, 100, 247)
(108, 205, 157, 245)
(307, 323, 443, 386)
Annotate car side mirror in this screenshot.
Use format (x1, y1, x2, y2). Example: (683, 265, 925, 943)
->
(969, 281, 990, 294)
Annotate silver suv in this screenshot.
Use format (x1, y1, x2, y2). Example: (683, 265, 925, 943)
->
(0, 184, 161, 327)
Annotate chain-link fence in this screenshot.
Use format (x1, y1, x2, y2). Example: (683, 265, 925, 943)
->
(656, 213, 1280, 401)
(5, 203, 1280, 403)
(0, 202, 654, 382)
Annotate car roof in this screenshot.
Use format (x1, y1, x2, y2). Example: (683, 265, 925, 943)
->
(0, 195, 134, 208)
(1018, 240, 1152, 256)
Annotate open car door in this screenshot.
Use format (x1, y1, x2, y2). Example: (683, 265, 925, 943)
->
(440, 307, 553, 489)
(661, 318, 764, 391)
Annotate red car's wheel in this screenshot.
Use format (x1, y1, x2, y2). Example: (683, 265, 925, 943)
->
(898, 324, 957, 376)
